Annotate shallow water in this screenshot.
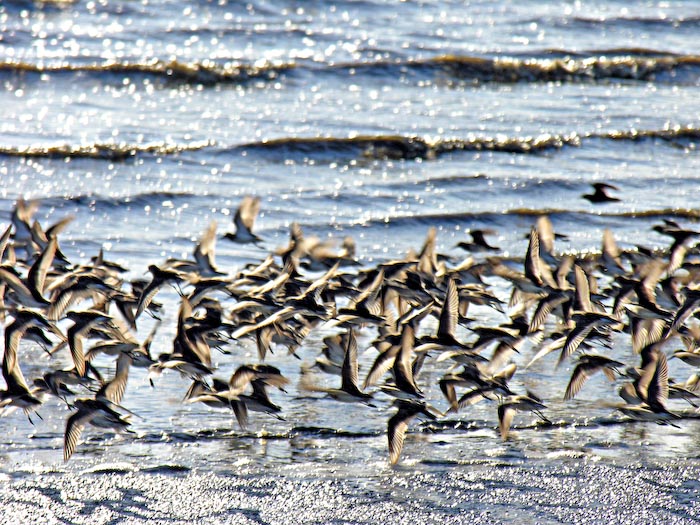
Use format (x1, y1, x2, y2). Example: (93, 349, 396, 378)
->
(2, 0, 700, 522)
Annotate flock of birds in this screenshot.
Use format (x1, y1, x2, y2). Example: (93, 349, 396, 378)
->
(2, 185, 700, 465)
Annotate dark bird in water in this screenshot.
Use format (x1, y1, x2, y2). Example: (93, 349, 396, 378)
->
(455, 229, 500, 253)
(583, 183, 620, 204)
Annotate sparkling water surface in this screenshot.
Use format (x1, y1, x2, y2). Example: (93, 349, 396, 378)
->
(2, 1, 700, 523)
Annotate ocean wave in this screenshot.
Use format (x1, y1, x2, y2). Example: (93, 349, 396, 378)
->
(2, 50, 700, 87)
(568, 14, 700, 30)
(0, 0, 77, 12)
(237, 125, 700, 161)
(602, 127, 700, 144)
(0, 140, 213, 160)
(528, 47, 683, 59)
(0, 58, 296, 86)
(398, 52, 700, 84)
(236, 133, 582, 161)
(3, 125, 698, 163)
(36, 191, 202, 211)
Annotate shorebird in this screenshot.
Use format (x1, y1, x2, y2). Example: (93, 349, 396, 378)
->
(333, 269, 385, 327)
(497, 392, 549, 440)
(301, 236, 360, 271)
(63, 398, 133, 461)
(192, 221, 224, 276)
(583, 182, 621, 203)
(382, 323, 424, 400)
(414, 278, 481, 361)
(490, 230, 553, 300)
(441, 363, 516, 414)
(535, 215, 568, 266)
(48, 273, 119, 321)
(33, 368, 97, 402)
(224, 195, 262, 244)
(164, 222, 225, 277)
(653, 223, 699, 275)
(600, 228, 627, 276)
(455, 229, 500, 253)
(185, 368, 287, 430)
(9, 195, 700, 464)
(0, 235, 57, 310)
(528, 261, 600, 335)
(234, 378, 286, 428)
(95, 353, 132, 406)
(363, 336, 401, 389)
(3, 309, 53, 369)
(557, 312, 620, 366)
(306, 332, 350, 377)
(65, 310, 113, 377)
(387, 399, 438, 465)
(0, 352, 46, 423)
(672, 349, 700, 368)
(134, 264, 186, 322)
(563, 354, 625, 400)
(301, 329, 374, 405)
(228, 363, 290, 396)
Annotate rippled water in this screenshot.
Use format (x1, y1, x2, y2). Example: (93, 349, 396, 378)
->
(2, 1, 700, 523)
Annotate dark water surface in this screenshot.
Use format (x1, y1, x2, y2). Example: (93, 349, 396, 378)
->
(2, 1, 700, 523)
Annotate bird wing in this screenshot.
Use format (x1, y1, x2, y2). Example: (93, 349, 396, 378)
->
(536, 216, 555, 256)
(27, 236, 57, 297)
(524, 227, 543, 286)
(64, 408, 96, 461)
(363, 344, 399, 389)
(232, 400, 249, 430)
(67, 326, 86, 377)
(648, 350, 669, 410)
(387, 412, 410, 465)
(193, 221, 218, 272)
(498, 404, 516, 440)
(558, 321, 595, 367)
(234, 196, 261, 234)
(393, 324, 421, 395)
(564, 361, 595, 401)
(529, 292, 567, 334)
(97, 353, 131, 405)
(341, 329, 361, 392)
(573, 265, 592, 313)
(437, 278, 458, 339)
